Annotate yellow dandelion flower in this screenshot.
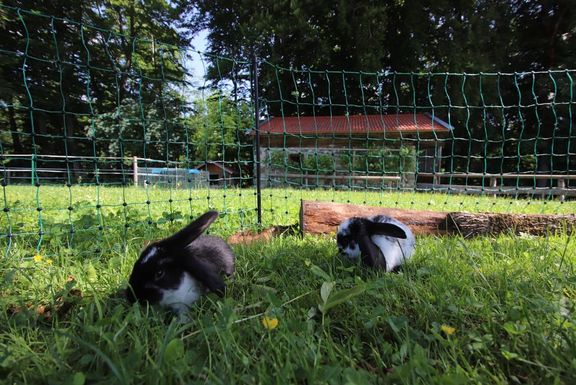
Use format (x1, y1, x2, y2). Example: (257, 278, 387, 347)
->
(441, 324, 456, 336)
(33, 254, 43, 263)
(261, 316, 279, 331)
(46, 258, 53, 265)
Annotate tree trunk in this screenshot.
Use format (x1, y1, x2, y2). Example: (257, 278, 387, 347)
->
(8, 105, 24, 154)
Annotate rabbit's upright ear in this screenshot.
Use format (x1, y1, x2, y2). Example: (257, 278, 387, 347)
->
(366, 220, 407, 239)
(160, 211, 219, 248)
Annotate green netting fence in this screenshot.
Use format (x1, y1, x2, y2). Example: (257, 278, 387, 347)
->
(1, 5, 575, 260)
(257, 60, 576, 227)
(0, 5, 257, 259)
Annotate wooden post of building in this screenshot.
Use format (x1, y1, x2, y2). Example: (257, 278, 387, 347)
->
(433, 173, 440, 186)
(434, 145, 443, 186)
(133, 156, 138, 187)
(558, 178, 566, 202)
(490, 176, 497, 198)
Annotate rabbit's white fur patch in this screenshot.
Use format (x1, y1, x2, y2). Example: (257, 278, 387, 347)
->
(338, 218, 352, 234)
(140, 246, 157, 264)
(343, 243, 361, 259)
(344, 245, 360, 259)
(159, 272, 203, 313)
(337, 219, 361, 258)
(371, 235, 413, 272)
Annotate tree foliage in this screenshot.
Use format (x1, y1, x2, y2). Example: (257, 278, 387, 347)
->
(196, 0, 575, 75)
(189, 93, 253, 163)
(1, 0, 575, 179)
(0, 0, 196, 176)
(195, 0, 575, 174)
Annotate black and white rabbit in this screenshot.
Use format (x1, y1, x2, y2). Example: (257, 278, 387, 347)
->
(336, 215, 415, 272)
(126, 210, 235, 313)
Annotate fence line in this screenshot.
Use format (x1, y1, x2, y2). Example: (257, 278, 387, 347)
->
(2, 154, 574, 199)
(0, 154, 241, 187)
(1, 2, 576, 246)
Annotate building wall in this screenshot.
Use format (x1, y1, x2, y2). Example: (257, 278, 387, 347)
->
(196, 163, 237, 186)
(259, 142, 444, 188)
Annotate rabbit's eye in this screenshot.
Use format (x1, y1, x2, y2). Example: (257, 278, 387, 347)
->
(155, 269, 165, 280)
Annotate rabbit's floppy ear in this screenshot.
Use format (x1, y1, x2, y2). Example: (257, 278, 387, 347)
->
(353, 218, 383, 268)
(357, 232, 385, 269)
(160, 211, 219, 248)
(365, 220, 407, 239)
(181, 255, 226, 296)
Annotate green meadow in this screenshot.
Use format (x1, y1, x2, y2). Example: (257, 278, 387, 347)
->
(0, 186, 574, 384)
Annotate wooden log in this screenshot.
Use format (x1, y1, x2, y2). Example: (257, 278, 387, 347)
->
(447, 212, 576, 237)
(300, 200, 575, 237)
(300, 201, 449, 236)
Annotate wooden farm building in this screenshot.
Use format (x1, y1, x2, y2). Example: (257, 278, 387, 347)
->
(195, 161, 238, 186)
(256, 113, 453, 188)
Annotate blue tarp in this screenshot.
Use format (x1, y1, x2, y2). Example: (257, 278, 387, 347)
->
(150, 168, 201, 175)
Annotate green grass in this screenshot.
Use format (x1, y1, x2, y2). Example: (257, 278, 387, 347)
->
(1, 185, 574, 248)
(1, 186, 575, 384)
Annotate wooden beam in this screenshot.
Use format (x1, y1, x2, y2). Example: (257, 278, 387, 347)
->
(418, 172, 576, 180)
(300, 200, 575, 237)
(266, 173, 401, 181)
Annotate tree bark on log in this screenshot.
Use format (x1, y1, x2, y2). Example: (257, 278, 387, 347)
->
(300, 200, 575, 237)
(446, 212, 576, 237)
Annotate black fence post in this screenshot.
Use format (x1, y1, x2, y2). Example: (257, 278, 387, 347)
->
(252, 54, 262, 227)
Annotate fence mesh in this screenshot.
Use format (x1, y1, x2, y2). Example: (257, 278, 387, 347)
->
(1, 5, 575, 260)
(0, 5, 257, 259)
(257, 62, 576, 226)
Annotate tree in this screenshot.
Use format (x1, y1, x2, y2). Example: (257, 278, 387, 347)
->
(189, 92, 252, 165)
(0, 0, 196, 180)
(194, 0, 576, 176)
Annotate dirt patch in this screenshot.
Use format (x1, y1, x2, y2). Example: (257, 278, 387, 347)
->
(227, 224, 298, 245)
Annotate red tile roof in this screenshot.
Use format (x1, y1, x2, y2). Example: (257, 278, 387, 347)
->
(258, 113, 452, 135)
